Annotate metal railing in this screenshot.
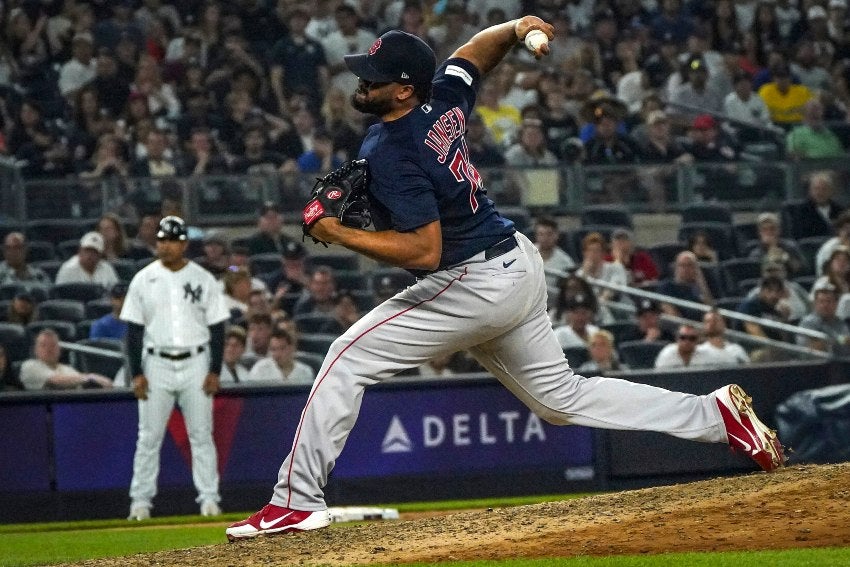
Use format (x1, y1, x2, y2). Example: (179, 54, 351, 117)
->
(6, 157, 850, 226)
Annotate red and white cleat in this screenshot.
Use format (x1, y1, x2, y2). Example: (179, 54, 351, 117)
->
(716, 384, 786, 472)
(226, 504, 331, 542)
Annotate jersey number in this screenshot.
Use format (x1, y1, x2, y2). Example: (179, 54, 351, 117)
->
(448, 142, 483, 213)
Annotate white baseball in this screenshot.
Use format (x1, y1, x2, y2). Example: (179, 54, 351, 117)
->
(524, 29, 548, 52)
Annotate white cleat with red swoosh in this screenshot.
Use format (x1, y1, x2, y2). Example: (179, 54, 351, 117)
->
(226, 504, 331, 541)
(715, 384, 786, 472)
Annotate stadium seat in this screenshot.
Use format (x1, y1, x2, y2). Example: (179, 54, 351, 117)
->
(335, 270, 367, 291)
(249, 253, 281, 276)
(85, 298, 113, 320)
(0, 283, 50, 302)
(310, 253, 360, 272)
(293, 313, 343, 335)
(24, 240, 55, 262)
(297, 333, 338, 356)
(74, 338, 125, 379)
(51, 282, 106, 302)
(677, 222, 738, 261)
(797, 236, 829, 275)
(369, 267, 417, 296)
(580, 205, 633, 229)
(111, 258, 138, 282)
(31, 260, 62, 282)
(24, 219, 93, 246)
(26, 320, 77, 343)
(733, 221, 759, 249)
(562, 345, 589, 369)
(618, 340, 667, 369)
(56, 239, 80, 260)
(37, 299, 86, 322)
(720, 258, 763, 296)
(647, 242, 686, 280)
(295, 351, 325, 376)
(76, 319, 94, 339)
(0, 322, 29, 361)
(601, 321, 641, 346)
(681, 203, 732, 226)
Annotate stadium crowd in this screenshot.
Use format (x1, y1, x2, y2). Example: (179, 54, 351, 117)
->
(1, 0, 850, 392)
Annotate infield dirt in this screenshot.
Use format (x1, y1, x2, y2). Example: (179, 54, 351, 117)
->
(66, 463, 849, 566)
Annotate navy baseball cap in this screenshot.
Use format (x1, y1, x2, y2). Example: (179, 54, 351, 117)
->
(344, 30, 436, 86)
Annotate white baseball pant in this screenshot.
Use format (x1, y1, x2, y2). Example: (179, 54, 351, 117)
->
(129, 348, 220, 508)
(271, 232, 727, 511)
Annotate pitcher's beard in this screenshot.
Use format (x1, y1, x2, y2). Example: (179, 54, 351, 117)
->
(350, 92, 394, 116)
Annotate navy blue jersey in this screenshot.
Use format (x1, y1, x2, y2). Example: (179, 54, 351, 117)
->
(358, 58, 515, 275)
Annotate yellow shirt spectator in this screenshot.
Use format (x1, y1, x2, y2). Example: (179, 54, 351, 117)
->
(475, 106, 522, 146)
(758, 82, 813, 125)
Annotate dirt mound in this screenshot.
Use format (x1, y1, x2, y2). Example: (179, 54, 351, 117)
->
(70, 463, 850, 566)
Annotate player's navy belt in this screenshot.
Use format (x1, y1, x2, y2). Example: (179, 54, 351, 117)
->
(147, 346, 206, 361)
(483, 234, 518, 261)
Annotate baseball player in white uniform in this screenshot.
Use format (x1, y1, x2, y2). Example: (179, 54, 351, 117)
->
(227, 16, 786, 541)
(122, 216, 229, 520)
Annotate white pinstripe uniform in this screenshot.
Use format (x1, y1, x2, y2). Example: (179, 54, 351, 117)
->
(121, 259, 230, 510)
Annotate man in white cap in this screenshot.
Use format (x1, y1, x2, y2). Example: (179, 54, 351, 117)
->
(55, 231, 120, 287)
(58, 32, 96, 98)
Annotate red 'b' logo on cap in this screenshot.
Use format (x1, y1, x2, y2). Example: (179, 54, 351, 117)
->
(369, 39, 381, 55)
(327, 190, 342, 200)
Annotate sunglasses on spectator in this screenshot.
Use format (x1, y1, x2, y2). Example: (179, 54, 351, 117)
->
(677, 334, 699, 341)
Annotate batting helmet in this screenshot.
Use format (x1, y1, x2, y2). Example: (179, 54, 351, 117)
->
(156, 216, 188, 241)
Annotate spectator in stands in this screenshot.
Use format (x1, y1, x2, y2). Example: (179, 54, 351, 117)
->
(748, 212, 806, 276)
(332, 290, 362, 333)
(608, 228, 659, 287)
(223, 267, 252, 322)
(263, 241, 310, 306)
(79, 133, 130, 179)
(94, 1, 145, 51)
(745, 260, 811, 323)
(7, 98, 70, 178)
(220, 326, 250, 383)
(786, 98, 845, 159)
(130, 128, 177, 177)
(97, 213, 129, 262)
(242, 311, 273, 368)
(737, 276, 792, 357)
(533, 216, 575, 310)
(0, 232, 51, 286)
(0, 344, 23, 391)
(583, 103, 640, 165)
(651, 0, 695, 45)
(475, 79, 521, 147)
(69, 86, 115, 165)
(20, 329, 113, 390)
(578, 329, 627, 374)
(91, 48, 130, 119)
(246, 328, 314, 385)
(790, 40, 832, 92)
(131, 54, 181, 120)
(180, 127, 230, 175)
(797, 281, 850, 357)
(90, 283, 129, 340)
(230, 123, 287, 174)
(504, 118, 558, 166)
(296, 129, 343, 174)
(6, 292, 37, 326)
(757, 62, 813, 126)
(321, 3, 375, 95)
(669, 56, 724, 122)
(792, 171, 845, 239)
(685, 114, 738, 162)
(722, 71, 771, 129)
(577, 232, 629, 306)
(816, 211, 850, 276)
(813, 245, 850, 320)
(658, 251, 713, 321)
(126, 212, 159, 260)
(622, 298, 675, 343)
(637, 109, 694, 210)
(465, 112, 505, 169)
(553, 293, 600, 350)
(197, 231, 230, 278)
(696, 309, 749, 365)
(55, 231, 119, 287)
(654, 324, 722, 369)
(243, 202, 292, 256)
(687, 230, 719, 264)
(293, 266, 337, 317)
(58, 32, 96, 99)
(269, 7, 328, 115)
